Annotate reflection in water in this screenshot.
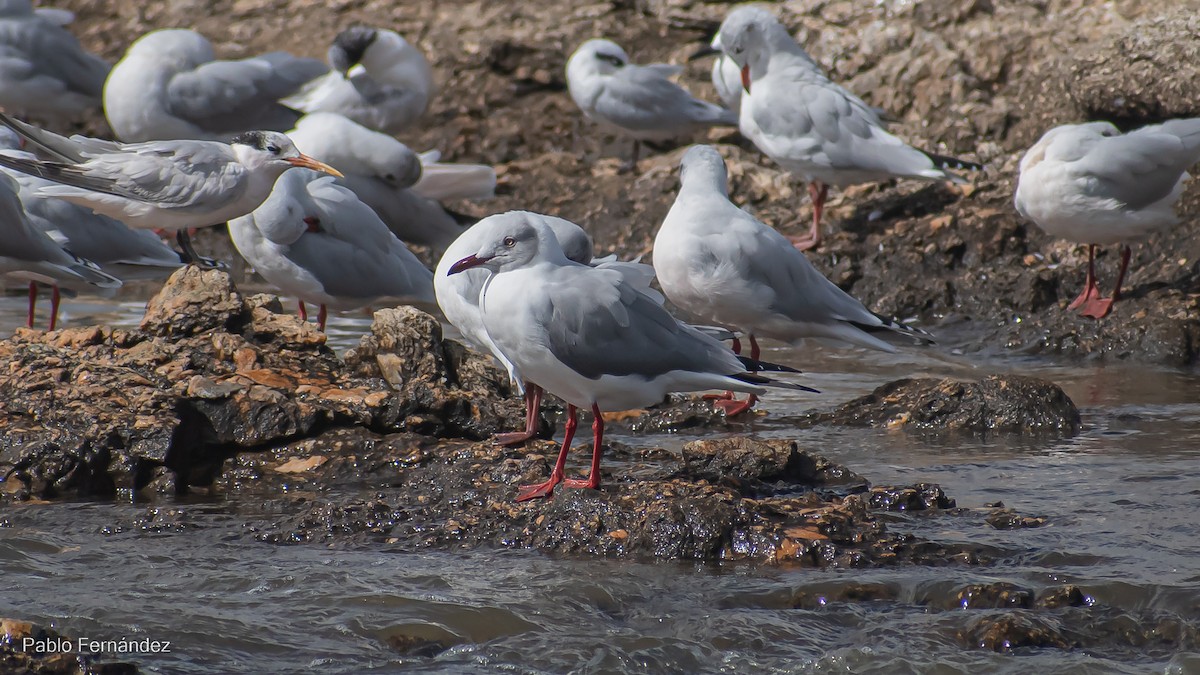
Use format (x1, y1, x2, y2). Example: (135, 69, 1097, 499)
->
(1, 285, 1199, 673)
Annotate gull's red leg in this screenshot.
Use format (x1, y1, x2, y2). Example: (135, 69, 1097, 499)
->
(26, 282, 36, 328)
(298, 300, 308, 321)
(496, 384, 543, 446)
(317, 304, 328, 331)
(1068, 245, 1103, 311)
(713, 333, 760, 416)
(1080, 244, 1131, 319)
(789, 182, 827, 251)
(704, 336, 741, 402)
(515, 403, 576, 502)
(564, 403, 604, 490)
(49, 285, 61, 331)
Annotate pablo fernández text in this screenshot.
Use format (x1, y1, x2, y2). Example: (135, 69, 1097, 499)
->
(22, 636, 172, 655)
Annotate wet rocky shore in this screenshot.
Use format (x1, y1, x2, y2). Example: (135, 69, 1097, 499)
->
(2, 268, 1071, 565)
(3, 0, 1199, 668)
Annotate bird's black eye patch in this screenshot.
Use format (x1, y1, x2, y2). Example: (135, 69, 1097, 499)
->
(231, 130, 269, 149)
(333, 26, 379, 66)
(596, 53, 624, 67)
(503, 236, 516, 247)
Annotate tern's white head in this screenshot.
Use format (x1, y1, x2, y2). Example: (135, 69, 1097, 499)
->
(446, 211, 568, 275)
(229, 130, 345, 178)
(567, 39, 630, 81)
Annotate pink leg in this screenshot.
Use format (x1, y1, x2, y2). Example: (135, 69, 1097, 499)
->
(298, 300, 308, 321)
(704, 336, 742, 402)
(495, 384, 543, 446)
(789, 182, 827, 251)
(1079, 245, 1130, 319)
(1068, 245, 1102, 311)
(563, 403, 604, 491)
(317, 304, 328, 331)
(713, 334, 760, 416)
(515, 403, 577, 502)
(26, 282, 37, 329)
(49, 285, 61, 331)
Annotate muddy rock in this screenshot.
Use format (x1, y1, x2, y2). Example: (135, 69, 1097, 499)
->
(248, 434, 999, 567)
(1064, 7, 1200, 127)
(810, 375, 1080, 433)
(961, 612, 1075, 651)
(0, 618, 139, 674)
(0, 270, 524, 502)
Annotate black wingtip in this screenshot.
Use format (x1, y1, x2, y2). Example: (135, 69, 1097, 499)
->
(732, 371, 821, 394)
(736, 355, 801, 374)
(921, 150, 984, 173)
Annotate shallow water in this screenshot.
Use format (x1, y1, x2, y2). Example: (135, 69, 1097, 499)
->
(2, 288, 1199, 674)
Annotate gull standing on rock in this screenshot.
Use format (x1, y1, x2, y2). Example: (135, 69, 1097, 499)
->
(229, 169, 434, 331)
(656, 146, 932, 415)
(103, 28, 327, 142)
(436, 212, 652, 447)
(282, 27, 435, 136)
(714, 6, 981, 250)
(287, 113, 493, 248)
(0, 113, 343, 264)
(566, 38, 737, 169)
(1014, 119, 1200, 319)
(446, 211, 816, 502)
(0, 172, 121, 330)
(0, 0, 110, 122)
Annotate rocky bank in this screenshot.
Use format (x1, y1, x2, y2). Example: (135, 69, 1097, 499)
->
(2, 268, 1074, 570)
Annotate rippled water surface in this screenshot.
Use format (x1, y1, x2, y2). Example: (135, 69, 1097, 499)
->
(2, 288, 1199, 674)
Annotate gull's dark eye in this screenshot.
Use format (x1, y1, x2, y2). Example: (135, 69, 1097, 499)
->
(267, 144, 280, 154)
(597, 54, 624, 68)
(503, 236, 516, 248)
(384, 173, 396, 182)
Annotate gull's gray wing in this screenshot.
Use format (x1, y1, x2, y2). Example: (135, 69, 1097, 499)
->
(749, 62, 946, 179)
(540, 265, 740, 380)
(600, 64, 736, 131)
(285, 173, 433, 302)
(165, 53, 328, 134)
(1071, 120, 1200, 210)
(0, 173, 120, 288)
(0, 17, 109, 98)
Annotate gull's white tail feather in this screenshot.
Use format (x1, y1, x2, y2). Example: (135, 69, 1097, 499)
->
(414, 153, 497, 202)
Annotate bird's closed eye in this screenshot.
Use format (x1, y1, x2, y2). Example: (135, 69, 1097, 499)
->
(596, 54, 624, 67)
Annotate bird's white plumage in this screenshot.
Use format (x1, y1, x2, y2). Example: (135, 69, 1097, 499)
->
(0, 170, 120, 292)
(656, 146, 924, 352)
(716, 7, 962, 188)
(453, 212, 775, 412)
(436, 212, 620, 387)
(228, 168, 433, 311)
(1014, 120, 1200, 245)
(288, 113, 494, 247)
(103, 28, 326, 142)
(283, 28, 434, 136)
(0, 115, 338, 233)
(566, 38, 736, 143)
(0, 0, 110, 121)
